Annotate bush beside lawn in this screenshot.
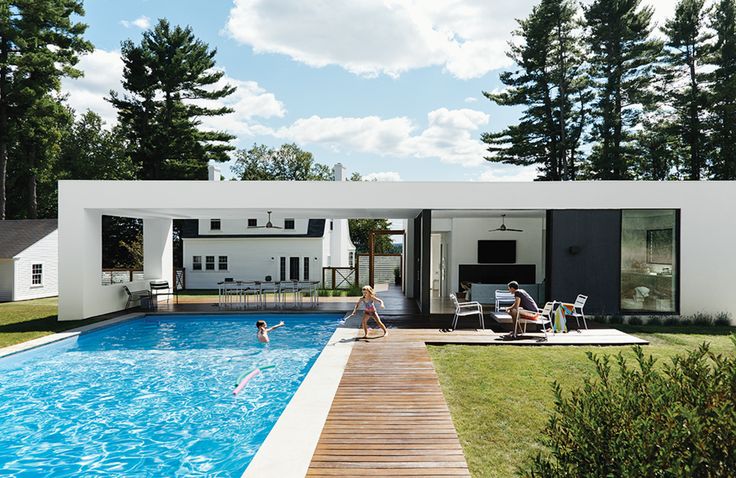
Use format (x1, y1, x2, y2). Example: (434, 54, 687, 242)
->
(428, 329, 736, 478)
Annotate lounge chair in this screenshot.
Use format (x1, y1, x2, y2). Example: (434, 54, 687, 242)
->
(450, 293, 484, 330)
(516, 301, 555, 340)
(568, 294, 588, 330)
(123, 285, 151, 309)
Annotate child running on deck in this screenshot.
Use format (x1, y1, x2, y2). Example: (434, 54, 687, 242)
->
(256, 320, 284, 343)
(348, 285, 388, 339)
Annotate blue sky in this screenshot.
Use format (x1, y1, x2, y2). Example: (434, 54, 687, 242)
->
(63, 0, 679, 182)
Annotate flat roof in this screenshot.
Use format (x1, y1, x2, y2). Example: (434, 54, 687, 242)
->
(59, 180, 736, 219)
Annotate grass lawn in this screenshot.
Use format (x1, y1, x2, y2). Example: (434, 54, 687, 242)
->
(0, 298, 111, 348)
(428, 327, 736, 478)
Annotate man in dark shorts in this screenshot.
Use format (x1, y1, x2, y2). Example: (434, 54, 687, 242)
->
(505, 281, 539, 339)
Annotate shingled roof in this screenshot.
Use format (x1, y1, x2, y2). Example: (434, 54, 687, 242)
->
(0, 219, 58, 258)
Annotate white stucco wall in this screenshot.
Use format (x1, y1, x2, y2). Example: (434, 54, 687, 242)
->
(58, 180, 736, 320)
(0, 259, 13, 301)
(13, 230, 58, 301)
(183, 237, 324, 289)
(443, 217, 546, 293)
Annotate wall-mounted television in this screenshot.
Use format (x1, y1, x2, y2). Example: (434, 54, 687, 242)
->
(478, 240, 516, 264)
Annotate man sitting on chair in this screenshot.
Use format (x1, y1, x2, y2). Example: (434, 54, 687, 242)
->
(505, 281, 539, 339)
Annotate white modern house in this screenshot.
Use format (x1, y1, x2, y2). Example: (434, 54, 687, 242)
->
(0, 219, 58, 302)
(181, 165, 356, 289)
(57, 180, 736, 322)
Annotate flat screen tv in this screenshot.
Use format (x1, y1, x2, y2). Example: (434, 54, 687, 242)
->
(478, 240, 516, 264)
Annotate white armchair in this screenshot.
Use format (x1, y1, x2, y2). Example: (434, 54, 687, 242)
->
(450, 293, 484, 330)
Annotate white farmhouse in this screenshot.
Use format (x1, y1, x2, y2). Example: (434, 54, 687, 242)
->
(181, 164, 356, 289)
(0, 219, 58, 301)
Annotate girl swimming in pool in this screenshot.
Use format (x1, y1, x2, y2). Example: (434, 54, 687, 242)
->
(349, 285, 387, 339)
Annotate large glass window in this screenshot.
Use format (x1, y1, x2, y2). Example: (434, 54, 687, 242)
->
(620, 210, 678, 313)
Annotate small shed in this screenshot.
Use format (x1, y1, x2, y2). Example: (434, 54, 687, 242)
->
(0, 219, 58, 301)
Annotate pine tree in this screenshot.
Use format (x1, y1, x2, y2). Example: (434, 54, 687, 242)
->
(108, 19, 236, 180)
(710, 0, 736, 179)
(482, 0, 589, 180)
(0, 0, 91, 219)
(662, 0, 712, 180)
(584, 0, 663, 179)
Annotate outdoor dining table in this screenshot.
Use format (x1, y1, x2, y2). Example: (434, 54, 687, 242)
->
(217, 280, 321, 310)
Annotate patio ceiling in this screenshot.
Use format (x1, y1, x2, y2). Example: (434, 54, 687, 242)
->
(98, 207, 424, 220)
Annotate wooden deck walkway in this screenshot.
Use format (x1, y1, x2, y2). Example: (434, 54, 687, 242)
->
(306, 334, 471, 477)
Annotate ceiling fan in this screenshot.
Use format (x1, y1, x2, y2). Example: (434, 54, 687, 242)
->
(489, 214, 523, 232)
(254, 211, 282, 229)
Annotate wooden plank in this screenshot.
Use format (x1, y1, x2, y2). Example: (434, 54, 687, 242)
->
(307, 332, 471, 477)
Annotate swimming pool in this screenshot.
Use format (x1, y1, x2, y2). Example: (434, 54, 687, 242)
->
(0, 314, 340, 477)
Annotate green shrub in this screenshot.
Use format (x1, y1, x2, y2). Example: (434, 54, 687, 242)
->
(347, 284, 363, 296)
(338, 290, 348, 297)
(647, 315, 663, 326)
(627, 316, 643, 326)
(608, 315, 624, 325)
(592, 315, 607, 324)
(715, 312, 732, 327)
(680, 317, 693, 326)
(664, 316, 680, 326)
(523, 337, 736, 477)
(690, 313, 715, 326)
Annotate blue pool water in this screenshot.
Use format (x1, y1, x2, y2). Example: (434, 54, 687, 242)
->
(0, 314, 340, 477)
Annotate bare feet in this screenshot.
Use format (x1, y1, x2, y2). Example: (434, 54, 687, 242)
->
(382, 329, 388, 337)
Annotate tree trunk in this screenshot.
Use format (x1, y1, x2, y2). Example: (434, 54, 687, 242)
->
(687, 46, 701, 180)
(28, 140, 37, 219)
(0, 34, 8, 220)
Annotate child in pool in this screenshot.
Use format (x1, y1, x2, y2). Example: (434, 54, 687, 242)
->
(348, 285, 387, 339)
(256, 320, 284, 343)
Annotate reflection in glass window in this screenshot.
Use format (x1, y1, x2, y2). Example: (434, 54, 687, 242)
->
(620, 210, 677, 313)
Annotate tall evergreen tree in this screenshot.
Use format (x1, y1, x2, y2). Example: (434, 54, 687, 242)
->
(57, 110, 136, 181)
(662, 0, 712, 180)
(0, 0, 91, 219)
(710, 0, 736, 179)
(584, 0, 663, 179)
(109, 19, 235, 180)
(483, 0, 589, 180)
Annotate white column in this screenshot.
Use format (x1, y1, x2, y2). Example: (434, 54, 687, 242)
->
(58, 207, 101, 321)
(143, 218, 173, 285)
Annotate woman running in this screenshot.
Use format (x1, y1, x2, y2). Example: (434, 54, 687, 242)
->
(349, 285, 388, 338)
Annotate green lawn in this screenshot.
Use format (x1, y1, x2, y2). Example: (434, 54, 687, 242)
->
(428, 328, 736, 478)
(0, 298, 110, 348)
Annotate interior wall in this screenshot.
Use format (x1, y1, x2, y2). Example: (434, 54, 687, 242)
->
(447, 216, 546, 293)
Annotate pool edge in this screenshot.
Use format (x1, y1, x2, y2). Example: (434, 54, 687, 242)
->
(242, 323, 359, 478)
(0, 313, 145, 359)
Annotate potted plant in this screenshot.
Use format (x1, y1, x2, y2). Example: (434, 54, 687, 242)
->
(394, 267, 401, 286)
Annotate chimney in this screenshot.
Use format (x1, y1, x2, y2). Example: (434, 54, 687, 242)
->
(333, 163, 346, 181)
(208, 164, 221, 181)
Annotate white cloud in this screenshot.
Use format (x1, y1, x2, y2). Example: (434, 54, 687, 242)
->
(121, 16, 151, 29)
(464, 96, 478, 103)
(273, 107, 490, 167)
(190, 72, 286, 138)
(226, 0, 534, 79)
(62, 50, 285, 138)
(61, 49, 124, 125)
(478, 165, 538, 182)
(226, 0, 685, 80)
(363, 171, 402, 181)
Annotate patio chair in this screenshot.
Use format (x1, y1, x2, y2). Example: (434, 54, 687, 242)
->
(450, 293, 484, 330)
(516, 301, 555, 340)
(568, 294, 588, 330)
(123, 285, 151, 310)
